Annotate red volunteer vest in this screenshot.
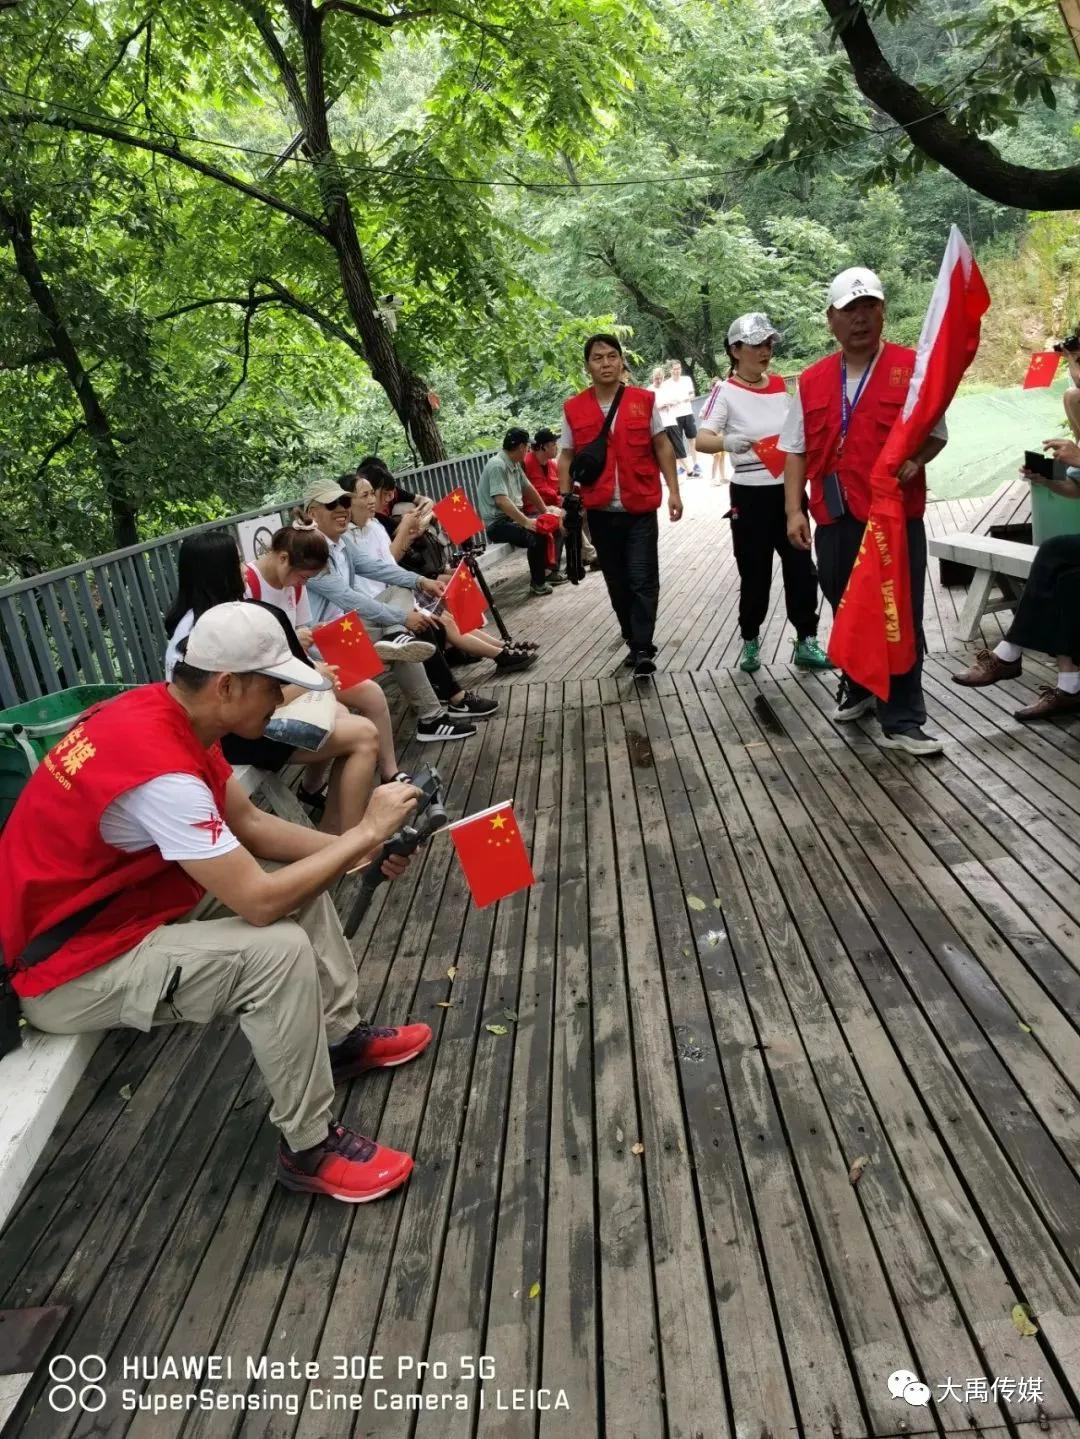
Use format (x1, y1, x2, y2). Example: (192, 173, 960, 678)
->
(0, 684, 232, 998)
(798, 342, 923, 525)
(563, 386, 662, 513)
(523, 451, 560, 509)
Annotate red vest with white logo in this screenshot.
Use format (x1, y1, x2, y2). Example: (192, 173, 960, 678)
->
(563, 386, 662, 513)
(798, 342, 923, 525)
(0, 684, 232, 998)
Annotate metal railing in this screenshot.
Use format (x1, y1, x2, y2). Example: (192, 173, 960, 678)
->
(0, 450, 494, 709)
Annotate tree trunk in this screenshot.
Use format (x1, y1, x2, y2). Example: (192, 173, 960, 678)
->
(0, 201, 139, 546)
(281, 0, 447, 462)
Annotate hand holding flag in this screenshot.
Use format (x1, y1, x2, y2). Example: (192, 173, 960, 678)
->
(433, 487, 484, 545)
(751, 435, 786, 478)
(311, 612, 384, 688)
(449, 801, 534, 907)
(442, 561, 488, 634)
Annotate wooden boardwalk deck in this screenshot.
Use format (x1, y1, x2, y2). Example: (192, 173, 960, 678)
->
(4, 478, 1080, 1439)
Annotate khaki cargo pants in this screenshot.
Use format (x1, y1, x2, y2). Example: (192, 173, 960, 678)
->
(20, 881, 359, 1153)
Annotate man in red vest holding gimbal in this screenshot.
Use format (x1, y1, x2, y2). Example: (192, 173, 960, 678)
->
(781, 267, 948, 755)
(558, 334, 682, 680)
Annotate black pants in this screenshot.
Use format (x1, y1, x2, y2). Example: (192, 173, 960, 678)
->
(1007, 533, 1080, 662)
(422, 627, 461, 703)
(729, 483, 819, 640)
(588, 508, 660, 656)
(815, 514, 928, 732)
(487, 517, 550, 586)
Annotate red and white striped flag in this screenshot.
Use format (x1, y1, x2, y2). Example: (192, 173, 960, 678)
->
(829, 227, 991, 697)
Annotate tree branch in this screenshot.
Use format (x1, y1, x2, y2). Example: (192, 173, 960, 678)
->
(317, 0, 508, 40)
(820, 0, 1080, 209)
(238, 0, 311, 129)
(0, 345, 59, 369)
(1, 110, 333, 237)
(207, 282, 256, 424)
(95, 15, 151, 95)
(35, 421, 85, 480)
(154, 278, 368, 361)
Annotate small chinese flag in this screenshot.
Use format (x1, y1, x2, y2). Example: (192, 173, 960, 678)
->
(751, 434, 786, 478)
(433, 487, 484, 545)
(1023, 351, 1060, 389)
(442, 561, 487, 634)
(311, 612, 384, 688)
(449, 801, 535, 908)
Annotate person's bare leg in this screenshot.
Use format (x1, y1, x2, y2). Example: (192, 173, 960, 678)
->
(337, 679, 401, 780)
(292, 714, 378, 833)
(442, 614, 503, 657)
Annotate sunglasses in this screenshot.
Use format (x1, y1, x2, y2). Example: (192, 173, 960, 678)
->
(321, 496, 352, 512)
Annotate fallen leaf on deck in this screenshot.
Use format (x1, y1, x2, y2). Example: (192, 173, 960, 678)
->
(712, 898, 722, 909)
(705, 929, 725, 948)
(502, 1008, 519, 1022)
(848, 1155, 870, 1185)
(686, 895, 706, 911)
(447, 966, 457, 981)
(529, 1282, 541, 1300)
(485, 1024, 509, 1036)
(1018, 1020, 1032, 1033)
(1011, 1303, 1038, 1337)
(681, 946, 690, 957)
(631, 1142, 645, 1156)
(118, 1084, 132, 1101)
(435, 1001, 453, 1008)
(616, 1126, 624, 1144)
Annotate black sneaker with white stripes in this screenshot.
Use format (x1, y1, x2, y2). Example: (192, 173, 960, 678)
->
(447, 692, 499, 720)
(415, 713, 477, 743)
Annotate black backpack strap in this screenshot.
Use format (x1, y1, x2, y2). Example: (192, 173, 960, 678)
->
(9, 895, 113, 974)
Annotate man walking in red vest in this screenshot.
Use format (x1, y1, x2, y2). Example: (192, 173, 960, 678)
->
(0, 604, 432, 1204)
(558, 334, 682, 679)
(781, 268, 948, 755)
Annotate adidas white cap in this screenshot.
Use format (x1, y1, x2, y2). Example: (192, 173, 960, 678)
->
(827, 266, 885, 310)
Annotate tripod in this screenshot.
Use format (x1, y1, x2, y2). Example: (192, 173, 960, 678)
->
(459, 537, 513, 643)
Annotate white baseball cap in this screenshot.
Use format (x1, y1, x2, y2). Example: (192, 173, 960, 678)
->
(827, 266, 885, 310)
(727, 311, 783, 347)
(183, 602, 332, 690)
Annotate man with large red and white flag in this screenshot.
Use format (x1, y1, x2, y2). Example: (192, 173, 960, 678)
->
(783, 229, 990, 755)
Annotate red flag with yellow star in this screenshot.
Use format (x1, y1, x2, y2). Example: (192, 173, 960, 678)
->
(442, 560, 487, 634)
(449, 801, 534, 908)
(311, 612, 384, 688)
(432, 486, 484, 544)
(1022, 351, 1060, 389)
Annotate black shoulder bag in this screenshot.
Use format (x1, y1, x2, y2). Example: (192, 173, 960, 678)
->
(0, 896, 112, 1058)
(569, 384, 625, 489)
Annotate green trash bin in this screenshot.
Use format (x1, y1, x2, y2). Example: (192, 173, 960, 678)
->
(0, 684, 132, 829)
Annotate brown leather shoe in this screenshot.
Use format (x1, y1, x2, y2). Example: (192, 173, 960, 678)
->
(952, 648, 1022, 686)
(1014, 686, 1080, 721)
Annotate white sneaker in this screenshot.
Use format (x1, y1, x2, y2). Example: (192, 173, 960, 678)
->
(880, 727, 944, 756)
(374, 631, 436, 663)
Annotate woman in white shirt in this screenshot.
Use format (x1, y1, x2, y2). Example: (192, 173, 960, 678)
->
(344, 475, 536, 673)
(697, 312, 830, 674)
(244, 527, 411, 783)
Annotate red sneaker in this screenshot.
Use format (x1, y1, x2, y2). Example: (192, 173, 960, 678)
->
(277, 1125, 413, 1203)
(329, 1022, 433, 1081)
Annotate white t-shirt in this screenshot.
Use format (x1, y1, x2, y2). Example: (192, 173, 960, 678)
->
(347, 521, 395, 600)
(779, 348, 948, 455)
(164, 610, 195, 681)
(99, 773, 239, 860)
(698, 375, 792, 486)
(242, 565, 312, 628)
(657, 375, 694, 424)
(559, 394, 665, 511)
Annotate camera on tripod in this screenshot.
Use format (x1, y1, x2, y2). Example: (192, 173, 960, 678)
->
(343, 765, 448, 938)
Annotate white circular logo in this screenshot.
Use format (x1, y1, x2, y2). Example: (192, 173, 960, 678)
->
(47, 1356, 107, 1413)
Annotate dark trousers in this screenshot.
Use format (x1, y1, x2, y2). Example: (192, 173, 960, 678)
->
(1007, 533, 1080, 661)
(588, 508, 660, 656)
(816, 514, 928, 732)
(487, 517, 550, 586)
(729, 483, 819, 640)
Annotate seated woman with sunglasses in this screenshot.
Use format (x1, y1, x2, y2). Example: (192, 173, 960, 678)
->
(163, 531, 383, 833)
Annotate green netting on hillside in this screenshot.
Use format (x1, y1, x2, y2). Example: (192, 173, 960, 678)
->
(926, 379, 1072, 501)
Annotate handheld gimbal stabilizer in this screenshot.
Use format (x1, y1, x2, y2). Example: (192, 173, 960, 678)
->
(343, 765, 448, 939)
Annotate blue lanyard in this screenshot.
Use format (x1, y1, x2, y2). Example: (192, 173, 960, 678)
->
(839, 355, 872, 449)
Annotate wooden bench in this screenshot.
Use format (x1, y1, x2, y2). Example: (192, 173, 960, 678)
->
(0, 762, 307, 1230)
(928, 532, 1037, 643)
